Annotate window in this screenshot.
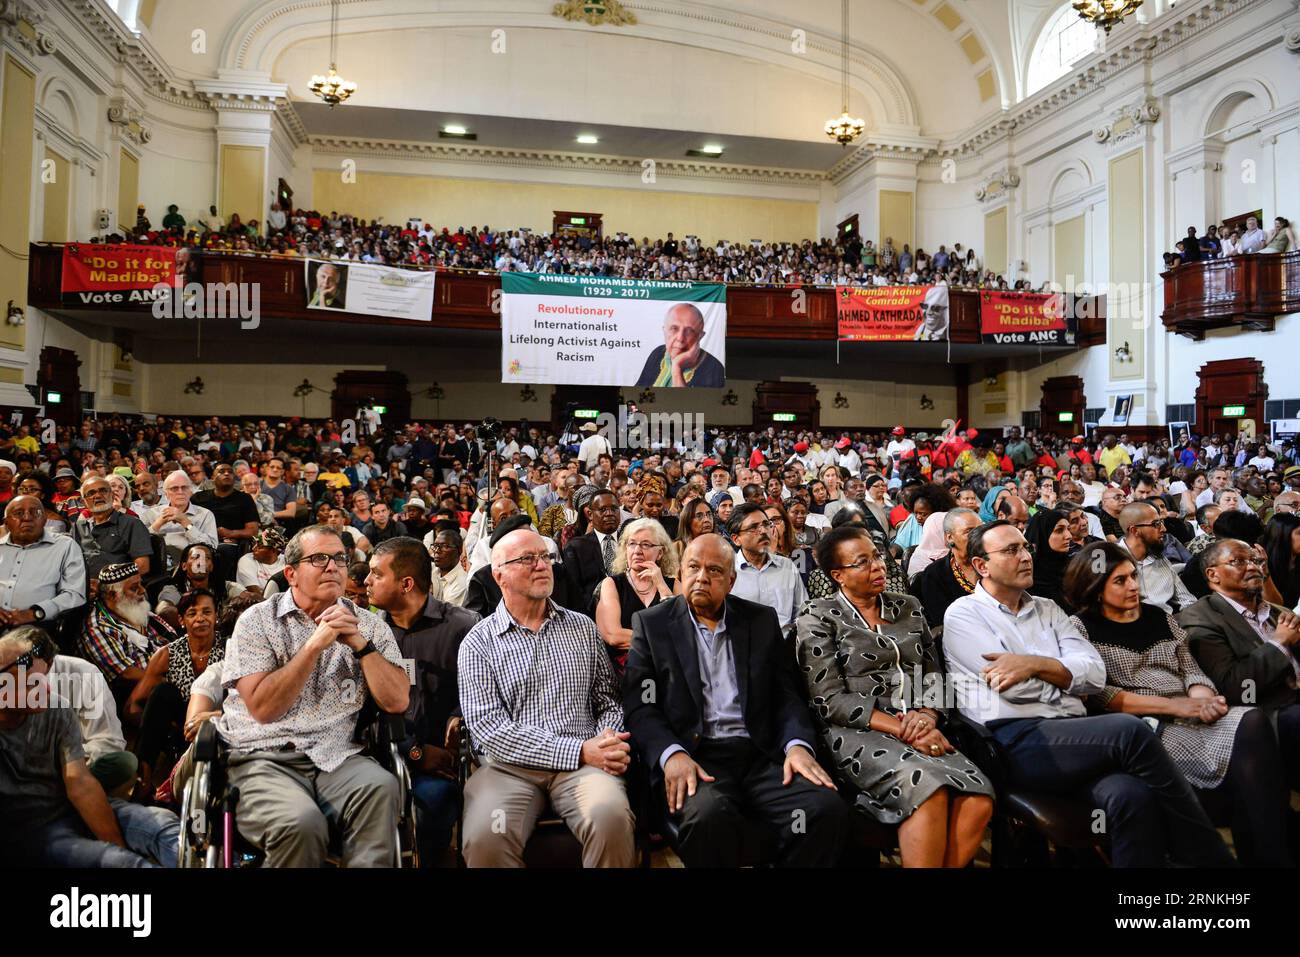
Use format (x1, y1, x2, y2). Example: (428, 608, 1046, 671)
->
(105, 0, 141, 30)
(1026, 6, 1098, 96)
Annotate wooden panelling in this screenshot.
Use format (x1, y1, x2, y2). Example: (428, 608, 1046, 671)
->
(1161, 251, 1300, 338)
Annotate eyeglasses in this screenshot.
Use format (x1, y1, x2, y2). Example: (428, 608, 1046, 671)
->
(626, 541, 663, 552)
(1129, 519, 1165, 530)
(498, 551, 553, 569)
(833, 555, 885, 571)
(430, 542, 459, 551)
(1213, 557, 1266, 570)
(296, 552, 349, 569)
(986, 543, 1031, 559)
(739, 519, 777, 533)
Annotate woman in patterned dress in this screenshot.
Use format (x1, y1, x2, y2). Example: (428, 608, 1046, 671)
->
(1063, 542, 1290, 866)
(795, 525, 994, 867)
(124, 589, 225, 796)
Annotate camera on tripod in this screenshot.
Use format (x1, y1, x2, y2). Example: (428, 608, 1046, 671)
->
(476, 417, 503, 444)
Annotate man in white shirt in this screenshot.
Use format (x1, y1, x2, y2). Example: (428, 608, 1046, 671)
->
(834, 437, 861, 476)
(577, 423, 611, 473)
(140, 471, 218, 564)
(943, 521, 1233, 867)
(727, 504, 807, 637)
(48, 654, 136, 798)
(1238, 216, 1268, 254)
(884, 426, 914, 476)
(1118, 503, 1196, 613)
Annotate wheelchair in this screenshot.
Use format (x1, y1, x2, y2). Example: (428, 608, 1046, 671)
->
(179, 709, 418, 868)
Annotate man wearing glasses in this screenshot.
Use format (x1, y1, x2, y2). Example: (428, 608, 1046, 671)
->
(727, 503, 807, 637)
(1117, 502, 1195, 614)
(458, 527, 636, 867)
(1180, 539, 1300, 715)
(944, 521, 1232, 867)
(562, 488, 621, 616)
(215, 524, 410, 867)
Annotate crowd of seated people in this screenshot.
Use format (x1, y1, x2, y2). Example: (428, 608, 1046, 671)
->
(102, 203, 1043, 290)
(3, 409, 1300, 869)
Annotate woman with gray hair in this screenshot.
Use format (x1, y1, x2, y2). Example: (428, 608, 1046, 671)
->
(594, 517, 680, 674)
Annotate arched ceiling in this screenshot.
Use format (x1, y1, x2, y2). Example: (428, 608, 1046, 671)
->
(140, 0, 1025, 151)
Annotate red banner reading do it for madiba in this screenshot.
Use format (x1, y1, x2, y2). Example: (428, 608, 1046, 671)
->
(979, 290, 1070, 345)
(61, 243, 175, 293)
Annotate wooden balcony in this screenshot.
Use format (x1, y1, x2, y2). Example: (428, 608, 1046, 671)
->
(1160, 250, 1300, 339)
(28, 243, 1104, 346)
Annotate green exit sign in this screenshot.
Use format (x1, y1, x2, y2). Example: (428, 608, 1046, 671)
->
(570, 217, 586, 225)
(573, 408, 600, 420)
(1057, 411, 1074, 422)
(772, 413, 797, 423)
(371, 405, 387, 415)
(1222, 405, 1246, 417)
(46, 391, 63, 404)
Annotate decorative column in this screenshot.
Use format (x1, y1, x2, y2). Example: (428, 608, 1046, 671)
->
(194, 70, 288, 229)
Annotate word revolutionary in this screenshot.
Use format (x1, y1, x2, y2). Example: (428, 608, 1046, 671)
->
(49, 887, 152, 937)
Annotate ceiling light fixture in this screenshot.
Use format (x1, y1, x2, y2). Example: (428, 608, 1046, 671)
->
(1073, 0, 1143, 33)
(576, 134, 599, 145)
(824, 0, 865, 146)
(308, 0, 357, 107)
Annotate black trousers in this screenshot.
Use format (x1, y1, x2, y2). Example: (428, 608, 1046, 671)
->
(135, 681, 185, 774)
(989, 713, 1234, 867)
(1196, 707, 1291, 866)
(673, 737, 848, 868)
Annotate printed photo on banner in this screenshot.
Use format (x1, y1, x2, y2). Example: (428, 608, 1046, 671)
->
(835, 284, 949, 342)
(303, 259, 435, 321)
(500, 273, 727, 386)
(306, 260, 348, 310)
(979, 290, 1075, 345)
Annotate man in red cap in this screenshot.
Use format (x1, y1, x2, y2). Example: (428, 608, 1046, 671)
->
(833, 436, 861, 475)
(1067, 435, 1094, 469)
(884, 426, 914, 477)
(789, 440, 813, 473)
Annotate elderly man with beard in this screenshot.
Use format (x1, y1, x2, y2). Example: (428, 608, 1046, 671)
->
(1118, 502, 1196, 614)
(215, 525, 409, 867)
(72, 475, 153, 586)
(79, 563, 180, 709)
(0, 495, 86, 627)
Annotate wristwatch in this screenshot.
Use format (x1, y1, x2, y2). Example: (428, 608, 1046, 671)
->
(29, 605, 45, 621)
(352, 639, 377, 660)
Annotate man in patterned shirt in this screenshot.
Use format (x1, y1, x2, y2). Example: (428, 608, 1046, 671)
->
(458, 526, 636, 868)
(216, 524, 410, 867)
(78, 563, 178, 709)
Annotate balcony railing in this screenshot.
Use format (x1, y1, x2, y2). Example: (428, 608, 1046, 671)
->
(28, 243, 1104, 346)
(1160, 251, 1300, 339)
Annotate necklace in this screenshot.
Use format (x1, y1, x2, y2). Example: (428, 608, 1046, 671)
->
(950, 553, 975, 593)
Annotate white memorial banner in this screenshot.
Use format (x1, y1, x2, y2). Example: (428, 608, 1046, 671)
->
(500, 273, 727, 387)
(304, 259, 434, 321)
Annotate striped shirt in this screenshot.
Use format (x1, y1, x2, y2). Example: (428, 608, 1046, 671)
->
(458, 599, 622, 771)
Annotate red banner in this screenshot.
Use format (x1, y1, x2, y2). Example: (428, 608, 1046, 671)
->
(61, 243, 175, 296)
(979, 290, 1070, 344)
(836, 285, 949, 342)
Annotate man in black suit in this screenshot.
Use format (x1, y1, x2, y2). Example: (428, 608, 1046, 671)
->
(623, 533, 848, 867)
(1179, 537, 1300, 711)
(562, 488, 620, 616)
(1180, 537, 1300, 792)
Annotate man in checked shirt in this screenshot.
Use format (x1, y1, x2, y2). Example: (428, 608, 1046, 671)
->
(458, 526, 636, 867)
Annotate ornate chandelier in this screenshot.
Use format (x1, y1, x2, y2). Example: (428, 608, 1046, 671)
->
(824, 0, 864, 146)
(308, 0, 357, 107)
(1073, 0, 1143, 33)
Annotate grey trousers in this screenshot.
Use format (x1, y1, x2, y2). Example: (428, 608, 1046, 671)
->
(462, 762, 636, 868)
(226, 750, 398, 868)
